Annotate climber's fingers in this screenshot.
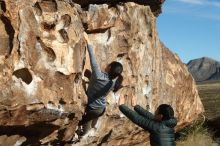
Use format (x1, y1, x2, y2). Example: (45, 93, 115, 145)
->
(83, 32, 89, 43)
(119, 94, 127, 105)
(131, 96, 137, 107)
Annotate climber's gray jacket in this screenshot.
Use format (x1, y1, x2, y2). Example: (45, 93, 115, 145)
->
(86, 44, 116, 109)
(119, 104, 177, 146)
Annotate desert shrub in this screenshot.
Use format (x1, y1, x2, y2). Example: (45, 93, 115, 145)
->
(176, 118, 218, 146)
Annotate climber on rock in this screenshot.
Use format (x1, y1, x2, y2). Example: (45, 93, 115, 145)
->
(77, 32, 124, 137)
(119, 103, 177, 146)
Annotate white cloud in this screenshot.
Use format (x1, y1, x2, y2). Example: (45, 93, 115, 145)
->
(197, 13, 220, 21)
(210, 1, 220, 8)
(164, 0, 220, 21)
(177, 0, 204, 5)
(175, 0, 220, 8)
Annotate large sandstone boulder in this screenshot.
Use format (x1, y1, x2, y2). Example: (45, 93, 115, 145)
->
(0, 0, 203, 145)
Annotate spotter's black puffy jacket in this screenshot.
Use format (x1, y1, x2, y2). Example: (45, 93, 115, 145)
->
(119, 104, 177, 146)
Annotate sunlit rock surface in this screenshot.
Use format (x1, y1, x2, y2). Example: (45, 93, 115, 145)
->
(0, 0, 203, 145)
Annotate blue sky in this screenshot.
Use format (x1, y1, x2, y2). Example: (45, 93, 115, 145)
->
(157, 0, 220, 63)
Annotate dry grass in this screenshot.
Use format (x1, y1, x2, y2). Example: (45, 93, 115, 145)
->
(197, 81, 220, 119)
(176, 80, 220, 146)
(176, 120, 219, 146)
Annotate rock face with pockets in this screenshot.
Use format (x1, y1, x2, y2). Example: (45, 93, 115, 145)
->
(0, 0, 203, 145)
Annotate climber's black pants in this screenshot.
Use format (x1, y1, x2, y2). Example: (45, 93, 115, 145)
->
(78, 106, 105, 135)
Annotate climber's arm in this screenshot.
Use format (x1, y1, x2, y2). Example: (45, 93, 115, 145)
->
(84, 32, 103, 79)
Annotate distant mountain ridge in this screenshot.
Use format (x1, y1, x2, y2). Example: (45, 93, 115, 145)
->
(187, 57, 220, 82)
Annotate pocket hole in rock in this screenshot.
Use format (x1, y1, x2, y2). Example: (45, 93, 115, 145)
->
(117, 53, 127, 58)
(33, 2, 42, 16)
(55, 71, 65, 76)
(48, 101, 54, 104)
(59, 98, 66, 105)
(41, 22, 56, 31)
(61, 14, 71, 28)
(13, 68, 33, 84)
(39, 0, 57, 12)
(36, 36, 56, 61)
(59, 29, 69, 43)
(43, 46, 56, 62)
(0, 15, 15, 57)
(0, 0, 6, 13)
(74, 72, 82, 84)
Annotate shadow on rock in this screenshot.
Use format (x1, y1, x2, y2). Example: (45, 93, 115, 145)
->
(0, 123, 60, 145)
